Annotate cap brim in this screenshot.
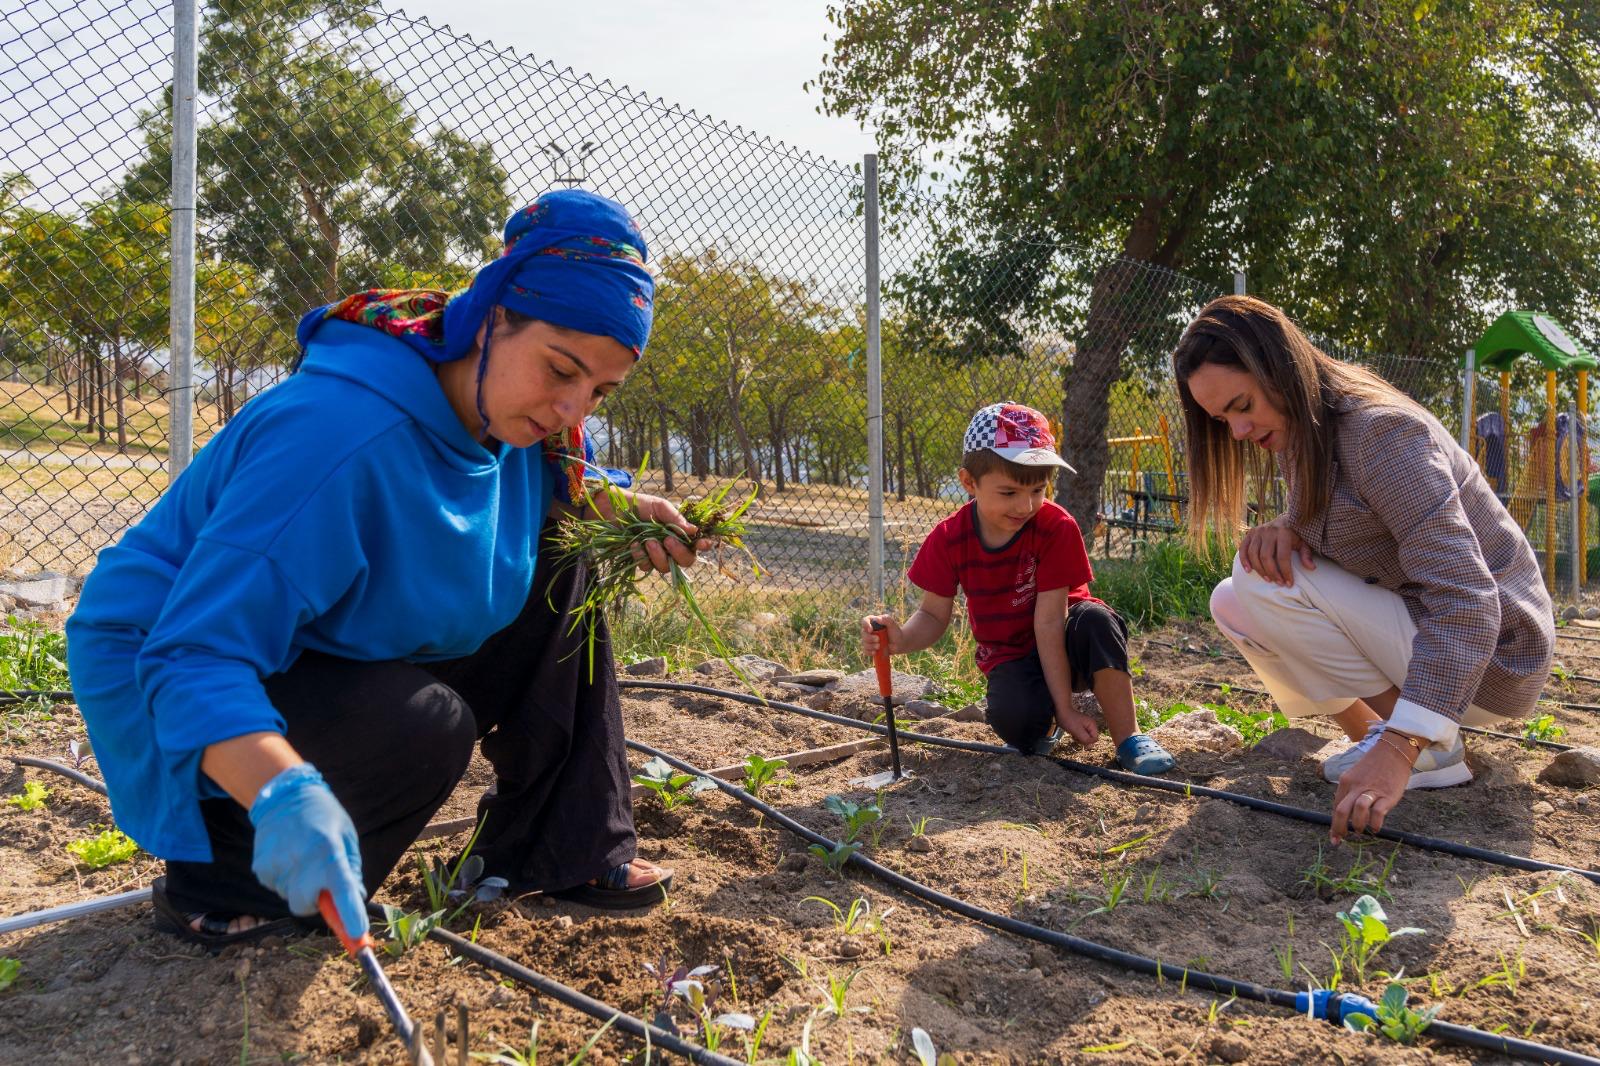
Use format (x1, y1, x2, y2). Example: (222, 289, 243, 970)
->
(993, 446, 1077, 474)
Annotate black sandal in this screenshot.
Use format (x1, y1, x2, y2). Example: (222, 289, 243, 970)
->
(150, 876, 302, 953)
(546, 860, 674, 910)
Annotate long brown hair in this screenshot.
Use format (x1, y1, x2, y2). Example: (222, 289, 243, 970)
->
(1172, 295, 1411, 545)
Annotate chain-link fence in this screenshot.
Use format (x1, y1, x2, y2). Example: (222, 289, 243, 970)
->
(4, 0, 1582, 613)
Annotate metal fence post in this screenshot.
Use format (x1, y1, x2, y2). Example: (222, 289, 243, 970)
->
(1233, 270, 1246, 296)
(1460, 348, 1475, 451)
(864, 153, 884, 604)
(168, 0, 199, 478)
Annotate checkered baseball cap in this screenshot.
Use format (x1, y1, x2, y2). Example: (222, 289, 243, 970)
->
(963, 401, 1076, 473)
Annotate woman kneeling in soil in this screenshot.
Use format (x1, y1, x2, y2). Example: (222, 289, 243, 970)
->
(1172, 296, 1554, 843)
(66, 190, 696, 949)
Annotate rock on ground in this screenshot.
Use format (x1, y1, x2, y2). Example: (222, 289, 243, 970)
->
(769, 669, 845, 687)
(1537, 746, 1600, 788)
(1250, 727, 1330, 762)
(1150, 708, 1244, 752)
(693, 655, 790, 680)
(0, 570, 71, 610)
(623, 656, 668, 676)
(824, 668, 936, 705)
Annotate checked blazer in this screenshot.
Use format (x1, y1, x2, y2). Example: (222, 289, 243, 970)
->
(1279, 396, 1554, 723)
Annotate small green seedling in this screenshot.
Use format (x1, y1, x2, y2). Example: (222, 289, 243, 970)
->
(1336, 894, 1423, 983)
(822, 794, 882, 843)
(633, 757, 717, 812)
(378, 904, 445, 957)
(906, 815, 931, 838)
(740, 754, 788, 798)
(808, 842, 859, 876)
(479, 1014, 618, 1066)
(804, 895, 874, 935)
(6, 781, 49, 811)
(673, 973, 755, 1052)
(1344, 981, 1439, 1044)
(1522, 714, 1566, 745)
(66, 828, 137, 869)
(1471, 949, 1526, 997)
(814, 968, 868, 1019)
(0, 957, 19, 993)
(910, 1027, 958, 1066)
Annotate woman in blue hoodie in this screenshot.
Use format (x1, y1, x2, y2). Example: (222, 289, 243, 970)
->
(66, 191, 694, 947)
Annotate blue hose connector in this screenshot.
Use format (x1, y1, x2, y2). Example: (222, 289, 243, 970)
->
(1296, 989, 1378, 1026)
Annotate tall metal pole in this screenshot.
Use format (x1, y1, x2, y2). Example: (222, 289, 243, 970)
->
(1233, 270, 1246, 296)
(864, 154, 884, 604)
(1460, 348, 1475, 452)
(168, 0, 198, 479)
(1572, 402, 1582, 602)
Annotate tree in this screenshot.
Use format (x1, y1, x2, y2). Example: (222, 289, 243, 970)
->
(124, 0, 507, 318)
(817, 0, 1600, 532)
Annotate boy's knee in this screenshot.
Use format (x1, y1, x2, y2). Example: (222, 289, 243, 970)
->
(409, 682, 477, 787)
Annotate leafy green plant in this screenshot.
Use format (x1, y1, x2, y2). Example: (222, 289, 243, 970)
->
(804, 895, 874, 935)
(1135, 696, 1284, 744)
(66, 828, 137, 869)
(808, 841, 860, 876)
(0, 957, 19, 993)
(740, 754, 788, 798)
(5, 781, 48, 811)
(1522, 714, 1566, 745)
(672, 972, 755, 1053)
(550, 474, 760, 681)
(633, 757, 717, 812)
(0, 617, 69, 691)
(822, 794, 882, 843)
(1344, 981, 1439, 1044)
(1336, 895, 1423, 983)
(378, 904, 445, 957)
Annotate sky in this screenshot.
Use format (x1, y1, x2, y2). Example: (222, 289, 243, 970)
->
(389, 0, 878, 166)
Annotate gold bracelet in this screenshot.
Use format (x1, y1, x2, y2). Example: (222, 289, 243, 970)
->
(1379, 732, 1421, 763)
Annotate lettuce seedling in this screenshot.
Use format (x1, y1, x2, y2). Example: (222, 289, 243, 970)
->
(67, 739, 93, 770)
(5, 781, 48, 811)
(1344, 981, 1439, 1044)
(66, 828, 137, 869)
(808, 842, 859, 877)
(633, 757, 717, 812)
(1336, 895, 1423, 983)
(741, 754, 788, 799)
(378, 904, 445, 957)
(0, 957, 18, 993)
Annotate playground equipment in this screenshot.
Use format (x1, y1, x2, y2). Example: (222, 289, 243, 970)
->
(1101, 415, 1181, 554)
(1465, 311, 1597, 592)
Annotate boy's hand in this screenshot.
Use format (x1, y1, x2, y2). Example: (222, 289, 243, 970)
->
(860, 614, 902, 657)
(1056, 709, 1100, 747)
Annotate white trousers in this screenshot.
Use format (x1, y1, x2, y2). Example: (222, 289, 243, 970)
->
(1209, 555, 1513, 742)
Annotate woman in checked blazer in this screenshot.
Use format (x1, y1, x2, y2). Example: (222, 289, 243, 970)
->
(1172, 296, 1554, 843)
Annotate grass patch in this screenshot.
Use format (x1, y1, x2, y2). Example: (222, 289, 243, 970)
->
(1092, 540, 1230, 631)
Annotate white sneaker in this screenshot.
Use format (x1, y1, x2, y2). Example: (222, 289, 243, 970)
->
(1320, 722, 1473, 789)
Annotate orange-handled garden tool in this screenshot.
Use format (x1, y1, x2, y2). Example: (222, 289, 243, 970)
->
(319, 890, 434, 1066)
(871, 621, 904, 782)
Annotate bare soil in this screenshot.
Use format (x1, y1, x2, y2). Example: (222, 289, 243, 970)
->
(2, 626, 1598, 1065)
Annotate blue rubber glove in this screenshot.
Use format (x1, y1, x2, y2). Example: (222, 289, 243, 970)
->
(248, 763, 368, 938)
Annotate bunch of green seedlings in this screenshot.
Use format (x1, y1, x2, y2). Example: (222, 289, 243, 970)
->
(66, 827, 137, 869)
(1344, 981, 1440, 1044)
(549, 469, 760, 681)
(5, 781, 48, 811)
(634, 757, 717, 812)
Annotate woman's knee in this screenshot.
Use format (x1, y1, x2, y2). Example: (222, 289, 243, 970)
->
(407, 681, 477, 786)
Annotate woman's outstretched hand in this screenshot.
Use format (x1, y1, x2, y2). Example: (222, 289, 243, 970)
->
(1238, 516, 1315, 586)
(1328, 739, 1414, 844)
(626, 492, 712, 574)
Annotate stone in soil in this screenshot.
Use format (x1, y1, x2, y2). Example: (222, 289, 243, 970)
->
(770, 669, 845, 687)
(825, 668, 936, 705)
(694, 655, 789, 680)
(1250, 727, 1330, 762)
(952, 700, 986, 722)
(1150, 708, 1244, 752)
(901, 699, 947, 719)
(624, 656, 668, 676)
(1531, 800, 1556, 815)
(1537, 747, 1600, 788)
(906, 835, 934, 853)
(0, 570, 70, 609)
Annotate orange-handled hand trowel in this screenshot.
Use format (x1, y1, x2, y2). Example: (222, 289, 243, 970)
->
(319, 890, 434, 1066)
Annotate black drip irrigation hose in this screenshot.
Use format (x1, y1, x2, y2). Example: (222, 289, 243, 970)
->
(0, 689, 75, 705)
(1182, 679, 1575, 753)
(9, 755, 106, 795)
(629, 738, 1600, 1066)
(619, 680, 1600, 887)
(415, 915, 743, 1066)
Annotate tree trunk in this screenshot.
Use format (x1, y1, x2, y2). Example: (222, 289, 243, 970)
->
(688, 407, 711, 479)
(95, 353, 107, 445)
(895, 413, 907, 502)
(656, 403, 674, 494)
(113, 344, 128, 454)
(911, 428, 931, 499)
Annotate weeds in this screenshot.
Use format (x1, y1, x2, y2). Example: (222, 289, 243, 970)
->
(0, 616, 69, 692)
(1522, 714, 1566, 745)
(0, 957, 18, 993)
(65, 827, 137, 868)
(814, 968, 868, 1020)
(1470, 949, 1525, 997)
(1274, 915, 1296, 984)
(1135, 696, 1284, 744)
(478, 1014, 618, 1066)
(1344, 981, 1438, 1044)
(5, 781, 48, 811)
(1299, 844, 1399, 901)
(633, 757, 716, 812)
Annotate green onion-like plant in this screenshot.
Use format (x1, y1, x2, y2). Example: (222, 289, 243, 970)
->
(548, 467, 760, 682)
(1344, 981, 1439, 1044)
(633, 757, 717, 812)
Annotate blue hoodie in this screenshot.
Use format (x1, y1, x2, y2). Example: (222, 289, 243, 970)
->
(66, 320, 552, 860)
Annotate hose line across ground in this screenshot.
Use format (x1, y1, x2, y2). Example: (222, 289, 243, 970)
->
(627, 738, 1600, 1066)
(618, 680, 1600, 886)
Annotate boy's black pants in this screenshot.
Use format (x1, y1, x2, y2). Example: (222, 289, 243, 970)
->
(162, 535, 635, 919)
(983, 599, 1130, 751)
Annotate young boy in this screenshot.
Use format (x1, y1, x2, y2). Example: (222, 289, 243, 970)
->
(861, 401, 1176, 774)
